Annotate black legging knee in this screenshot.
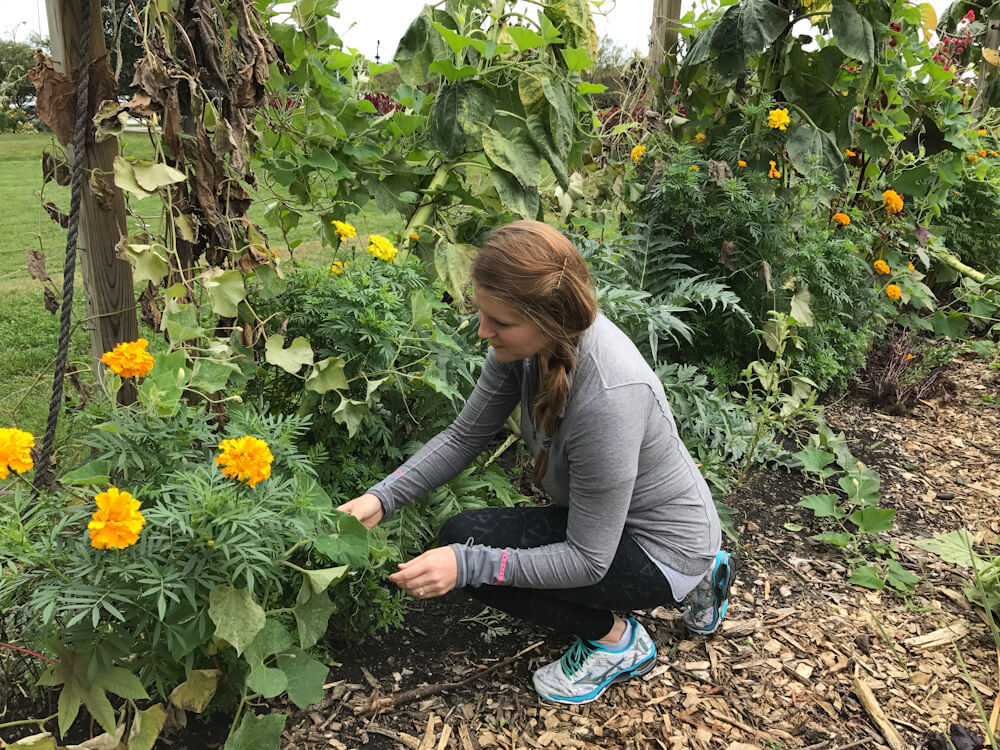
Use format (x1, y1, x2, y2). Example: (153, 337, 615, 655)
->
(438, 506, 678, 642)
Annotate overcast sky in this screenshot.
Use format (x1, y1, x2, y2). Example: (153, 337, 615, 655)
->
(1, 0, 955, 61)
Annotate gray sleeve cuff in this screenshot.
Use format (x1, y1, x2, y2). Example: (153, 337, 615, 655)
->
(449, 543, 509, 588)
(365, 482, 395, 519)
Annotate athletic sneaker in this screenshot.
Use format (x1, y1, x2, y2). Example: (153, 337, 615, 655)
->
(682, 549, 737, 634)
(532, 618, 656, 705)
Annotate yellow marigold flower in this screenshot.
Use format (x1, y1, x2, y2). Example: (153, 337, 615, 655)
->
(991, 151, 999, 157)
(408, 232, 420, 241)
(630, 144, 646, 163)
(882, 189, 904, 214)
(331, 220, 357, 242)
(367, 234, 398, 263)
(101, 339, 155, 379)
(873, 259, 891, 275)
(89, 488, 146, 550)
(885, 283, 902, 300)
(0, 427, 34, 479)
(768, 160, 781, 179)
(738, 160, 747, 167)
(832, 212, 851, 226)
(845, 148, 856, 157)
(216, 436, 273, 488)
(978, 129, 987, 135)
(908, 263, 915, 271)
(689, 165, 700, 172)
(767, 108, 790, 131)
(904, 353, 913, 362)
(330, 261, 347, 275)
(968, 153, 980, 162)
(695, 132, 706, 144)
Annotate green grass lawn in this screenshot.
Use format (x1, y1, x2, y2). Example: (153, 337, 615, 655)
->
(0, 131, 399, 440)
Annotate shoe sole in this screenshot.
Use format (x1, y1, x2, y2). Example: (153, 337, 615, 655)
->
(535, 648, 657, 706)
(687, 551, 739, 635)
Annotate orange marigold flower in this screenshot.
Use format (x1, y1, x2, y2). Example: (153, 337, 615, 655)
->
(408, 232, 420, 241)
(904, 353, 914, 362)
(885, 283, 902, 300)
(630, 144, 646, 162)
(101, 339, 155, 379)
(991, 151, 999, 157)
(979, 148, 988, 157)
(845, 148, 856, 157)
(833, 212, 851, 226)
(216, 436, 273, 488)
(0, 427, 34, 479)
(89, 488, 146, 550)
(977, 129, 987, 135)
(768, 160, 781, 179)
(874, 259, 891, 275)
(737, 160, 747, 167)
(882, 189, 903, 214)
(695, 132, 707, 144)
(908, 263, 915, 271)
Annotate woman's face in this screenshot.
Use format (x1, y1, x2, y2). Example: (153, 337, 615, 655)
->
(473, 285, 549, 363)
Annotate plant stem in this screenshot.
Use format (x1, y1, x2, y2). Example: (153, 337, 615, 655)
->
(0, 641, 55, 664)
(0, 712, 58, 730)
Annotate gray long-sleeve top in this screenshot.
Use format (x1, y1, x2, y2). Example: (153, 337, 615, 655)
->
(367, 314, 721, 590)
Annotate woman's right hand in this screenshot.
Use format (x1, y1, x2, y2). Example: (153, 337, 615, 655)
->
(337, 493, 385, 530)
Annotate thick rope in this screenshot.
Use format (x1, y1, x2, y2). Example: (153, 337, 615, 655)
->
(33, 0, 92, 490)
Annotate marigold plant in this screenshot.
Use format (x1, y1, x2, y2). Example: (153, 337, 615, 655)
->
(978, 148, 987, 157)
(873, 260, 891, 275)
(882, 189, 904, 214)
(88, 488, 146, 550)
(408, 232, 420, 241)
(0, 427, 34, 479)
(630, 144, 646, 162)
(832, 212, 850, 226)
(331, 220, 357, 241)
(908, 263, 915, 271)
(845, 148, 856, 157)
(101, 339, 155, 379)
(768, 160, 781, 179)
(689, 165, 700, 172)
(885, 284, 902, 300)
(694, 132, 706, 144)
(737, 160, 747, 167)
(216, 436, 274, 488)
(366, 234, 398, 263)
(968, 153, 980, 163)
(330, 261, 347, 275)
(767, 108, 790, 130)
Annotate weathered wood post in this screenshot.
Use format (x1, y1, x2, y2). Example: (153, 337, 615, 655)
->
(44, 0, 138, 396)
(649, 0, 683, 102)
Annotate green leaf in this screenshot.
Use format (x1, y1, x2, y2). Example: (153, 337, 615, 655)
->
(491, 167, 541, 220)
(797, 494, 843, 519)
(246, 619, 295, 663)
(831, 0, 875, 63)
(276, 647, 329, 708)
(293, 581, 336, 649)
(247, 662, 287, 699)
(849, 564, 885, 589)
(223, 713, 286, 750)
(303, 566, 350, 595)
(848, 507, 896, 534)
(526, 114, 568, 190)
(482, 128, 543, 186)
(793, 446, 835, 475)
(560, 47, 594, 72)
(739, 0, 789, 53)
(265, 335, 314, 374)
(540, 77, 574, 159)
(128, 704, 167, 750)
(507, 26, 546, 51)
(790, 285, 814, 327)
(428, 59, 478, 81)
(577, 82, 607, 95)
(313, 515, 370, 568)
(429, 81, 495, 161)
(203, 268, 247, 318)
(913, 529, 977, 568)
(208, 585, 266, 656)
(60, 459, 111, 487)
(332, 396, 367, 438)
(811, 532, 853, 547)
(305, 356, 348, 394)
(435, 241, 475, 305)
(168, 670, 222, 713)
(430, 21, 475, 55)
(785, 125, 848, 187)
(930, 310, 968, 339)
(162, 298, 205, 343)
(395, 12, 447, 86)
(97, 665, 148, 699)
(120, 243, 169, 285)
(886, 560, 920, 592)
(5, 734, 57, 749)
(190, 358, 239, 393)
(838, 467, 881, 506)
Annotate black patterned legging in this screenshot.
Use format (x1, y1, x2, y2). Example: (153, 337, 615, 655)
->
(437, 505, 679, 642)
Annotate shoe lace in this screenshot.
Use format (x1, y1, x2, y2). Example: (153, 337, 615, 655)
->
(560, 638, 598, 678)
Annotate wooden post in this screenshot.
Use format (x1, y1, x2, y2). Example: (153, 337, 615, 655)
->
(44, 0, 138, 395)
(649, 0, 683, 101)
(973, 18, 1000, 118)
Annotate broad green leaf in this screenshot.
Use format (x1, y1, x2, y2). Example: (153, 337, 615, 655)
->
(831, 0, 875, 63)
(428, 59, 478, 81)
(208, 585, 266, 656)
(168, 670, 222, 713)
(97, 665, 148, 699)
(202, 268, 247, 318)
(797, 494, 843, 518)
(526, 114, 568, 190)
(303, 566, 350, 595)
(849, 564, 885, 589)
(541, 77, 573, 159)
(277, 647, 329, 708)
(435, 241, 476, 305)
(560, 47, 593, 72)
(223, 713, 286, 750)
(790, 285, 814, 327)
(313, 516, 370, 568)
(739, 0, 789, 53)
(190, 358, 239, 393)
(811, 531, 852, 547)
(518, 66, 548, 118)
(507, 26, 546, 51)
(429, 21, 475, 54)
(293, 582, 336, 649)
(120, 243, 169, 285)
(305, 356, 348, 394)
(930, 310, 968, 339)
(131, 159, 187, 193)
(128, 704, 167, 750)
(395, 13, 443, 86)
(785, 125, 848, 187)
(265, 335, 314, 374)
(333, 396, 367, 438)
(542, 0, 597, 54)
(246, 619, 294, 663)
(793, 445, 834, 475)
(491, 168, 540, 220)
(60, 460, 111, 487)
(247, 662, 287, 699)
(162, 298, 205, 343)
(113, 156, 155, 199)
(913, 529, 977, 568)
(886, 560, 920, 592)
(577, 82, 607, 95)
(429, 82, 495, 161)
(411, 292, 433, 328)
(482, 128, 543, 186)
(848, 507, 896, 534)
(838, 468, 881, 506)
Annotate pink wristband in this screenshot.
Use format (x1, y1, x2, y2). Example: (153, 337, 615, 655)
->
(497, 549, 508, 583)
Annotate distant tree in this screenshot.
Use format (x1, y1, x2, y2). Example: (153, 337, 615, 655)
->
(103, 0, 146, 92)
(0, 39, 36, 106)
(586, 34, 642, 109)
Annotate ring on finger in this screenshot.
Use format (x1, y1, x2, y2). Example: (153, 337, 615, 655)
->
(417, 586, 425, 597)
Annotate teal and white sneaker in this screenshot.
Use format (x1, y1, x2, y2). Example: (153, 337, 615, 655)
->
(682, 549, 737, 634)
(531, 619, 656, 705)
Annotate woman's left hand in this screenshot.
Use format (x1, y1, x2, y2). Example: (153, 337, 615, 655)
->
(388, 547, 458, 599)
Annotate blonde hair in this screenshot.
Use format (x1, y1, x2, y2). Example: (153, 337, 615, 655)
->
(472, 221, 597, 484)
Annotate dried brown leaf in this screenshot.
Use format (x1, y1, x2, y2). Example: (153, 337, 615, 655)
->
(26, 249, 50, 282)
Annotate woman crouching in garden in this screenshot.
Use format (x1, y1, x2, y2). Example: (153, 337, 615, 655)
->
(339, 220, 736, 705)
